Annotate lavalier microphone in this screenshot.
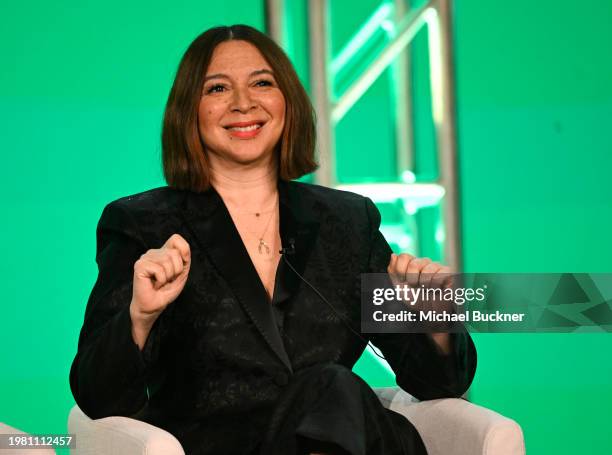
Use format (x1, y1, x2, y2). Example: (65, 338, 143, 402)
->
(279, 237, 296, 256)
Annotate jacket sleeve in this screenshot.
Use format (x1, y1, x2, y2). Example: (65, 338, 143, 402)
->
(69, 200, 163, 419)
(363, 197, 477, 400)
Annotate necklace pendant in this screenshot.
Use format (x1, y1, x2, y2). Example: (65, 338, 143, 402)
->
(258, 238, 270, 255)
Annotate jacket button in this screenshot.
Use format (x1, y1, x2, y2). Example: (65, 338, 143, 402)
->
(274, 372, 289, 386)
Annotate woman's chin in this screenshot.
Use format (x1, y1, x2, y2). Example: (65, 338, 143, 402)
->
(223, 148, 276, 166)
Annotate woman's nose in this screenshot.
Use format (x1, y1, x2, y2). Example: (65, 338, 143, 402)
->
(230, 87, 256, 113)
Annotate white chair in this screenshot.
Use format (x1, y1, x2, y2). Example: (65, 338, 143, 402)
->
(376, 388, 525, 455)
(68, 387, 525, 455)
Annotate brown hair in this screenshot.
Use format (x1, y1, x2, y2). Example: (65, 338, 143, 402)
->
(162, 24, 318, 192)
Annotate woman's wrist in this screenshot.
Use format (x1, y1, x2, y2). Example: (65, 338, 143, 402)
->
(129, 301, 158, 350)
(430, 332, 452, 355)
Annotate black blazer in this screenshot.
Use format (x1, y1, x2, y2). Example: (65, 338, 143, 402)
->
(70, 180, 476, 452)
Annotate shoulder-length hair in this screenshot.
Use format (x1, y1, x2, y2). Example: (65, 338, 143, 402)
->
(162, 24, 318, 192)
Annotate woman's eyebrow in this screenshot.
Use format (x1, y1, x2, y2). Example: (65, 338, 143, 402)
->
(203, 69, 275, 82)
(250, 69, 274, 78)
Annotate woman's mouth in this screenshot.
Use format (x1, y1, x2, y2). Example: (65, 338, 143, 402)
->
(225, 122, 265, 139)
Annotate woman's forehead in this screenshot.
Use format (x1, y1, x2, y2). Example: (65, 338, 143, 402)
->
(206, 40, 272, 75)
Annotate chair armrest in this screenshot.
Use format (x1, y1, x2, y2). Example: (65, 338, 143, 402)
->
(374, 387, 525, 455)
(67, 405, 184, 455)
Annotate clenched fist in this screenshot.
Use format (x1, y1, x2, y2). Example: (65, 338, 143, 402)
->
(387, 253, 454, 353)
(130, 233, 191, 327)
(387, 253, 452, 289)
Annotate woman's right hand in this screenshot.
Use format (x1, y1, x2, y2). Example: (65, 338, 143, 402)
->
(130, 233, 191, 327)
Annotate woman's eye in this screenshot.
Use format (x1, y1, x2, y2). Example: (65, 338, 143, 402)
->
(206, 84, 226, 94)
(255, 80, 273, 87)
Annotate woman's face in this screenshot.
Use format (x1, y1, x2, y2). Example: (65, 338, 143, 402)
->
(198, 40, 286, 167)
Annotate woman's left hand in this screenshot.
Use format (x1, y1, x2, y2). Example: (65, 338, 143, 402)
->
(386, 253, 453, 354)
(386, 253, 451, 289)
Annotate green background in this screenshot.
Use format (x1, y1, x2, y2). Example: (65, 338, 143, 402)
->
(1, 1, 611, 454)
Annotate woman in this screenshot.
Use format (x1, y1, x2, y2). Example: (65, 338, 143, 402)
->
(70, 24, 476, 455)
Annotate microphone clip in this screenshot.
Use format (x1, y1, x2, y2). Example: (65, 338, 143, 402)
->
(280, 238, 296, 256)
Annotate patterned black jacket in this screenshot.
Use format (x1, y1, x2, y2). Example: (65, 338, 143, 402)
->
(69, 179, 477, 453)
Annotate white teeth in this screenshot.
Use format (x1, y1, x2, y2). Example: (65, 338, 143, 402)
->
(228, 124, 261, 132)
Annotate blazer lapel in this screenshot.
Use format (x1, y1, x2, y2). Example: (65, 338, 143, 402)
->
(273, 180, 320, 305)
(179, 181, 319, 373)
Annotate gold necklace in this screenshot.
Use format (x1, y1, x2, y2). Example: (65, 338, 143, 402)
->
(254, 200, 277, 254)
(228, 199, 278, 255)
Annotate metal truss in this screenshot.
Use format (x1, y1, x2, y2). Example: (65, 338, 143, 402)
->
(265, 0, 461, 271)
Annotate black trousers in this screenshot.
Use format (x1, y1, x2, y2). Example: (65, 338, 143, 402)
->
(260, 364, 428, 455)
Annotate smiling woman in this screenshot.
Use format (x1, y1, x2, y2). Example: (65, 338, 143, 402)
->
(161, 25, 317, 192)
(69, 24, 476, 455)
(198, 41, 286, 167)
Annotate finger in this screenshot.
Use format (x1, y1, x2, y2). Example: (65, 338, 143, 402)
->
(391, 253, 410, 284)
(388, 253, 403, 285)
(164, 234, 191, 264)
(167, 247, 185, 278)
(393, 253, 413, 284)
(431, 265, 452, 289)
(148, 249, 178, 281)
(406, 257, 431, 287)
(159, 247, 182, 280)
(136, 258, 168, 290)
(387, 253, 397, 273)
(421, 262, 443, 287)
(159, 256, 177, 282)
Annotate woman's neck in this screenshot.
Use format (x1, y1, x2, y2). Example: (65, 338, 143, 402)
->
(209, 157, 278, 212)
